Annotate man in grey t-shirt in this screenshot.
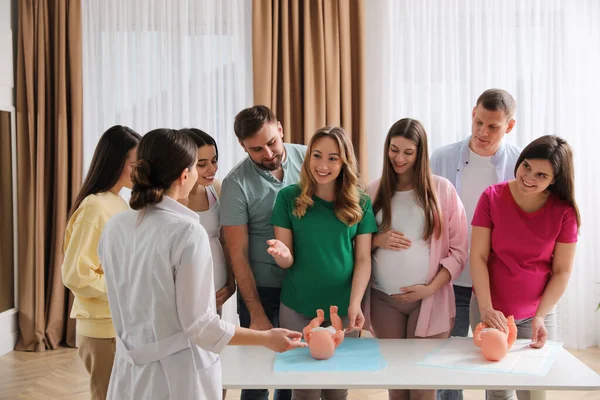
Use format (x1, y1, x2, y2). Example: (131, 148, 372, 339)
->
(220, 105, 306, 400)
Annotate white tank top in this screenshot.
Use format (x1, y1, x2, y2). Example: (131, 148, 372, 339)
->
(196, 186, 227, 290)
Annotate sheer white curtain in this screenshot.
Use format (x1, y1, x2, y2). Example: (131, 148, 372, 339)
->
(365, 0, 600, 349)
(82, 0, 252, 178)
(82, 0, 254, 324)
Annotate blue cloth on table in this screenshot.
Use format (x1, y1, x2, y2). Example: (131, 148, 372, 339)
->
(274, 338, 387, 372)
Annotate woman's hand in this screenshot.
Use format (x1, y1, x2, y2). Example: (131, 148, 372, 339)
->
(530, 316, 548, 348)
(215, 280, 236, 308)
(266, 239, 293, 267)
(346, 303, 365, 333)
(391, 284, 433, 303)
(264, 328, 307, 352)
(373, 230, 412, 251)
(479, 306, 508, 333)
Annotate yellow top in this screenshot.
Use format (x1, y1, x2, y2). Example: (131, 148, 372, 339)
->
(61, 191, 128, 338)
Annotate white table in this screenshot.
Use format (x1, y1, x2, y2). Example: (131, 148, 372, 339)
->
(221, 338, 600, 392)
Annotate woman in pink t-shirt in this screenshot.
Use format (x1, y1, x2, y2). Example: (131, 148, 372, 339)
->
(470, 135, 579, 399)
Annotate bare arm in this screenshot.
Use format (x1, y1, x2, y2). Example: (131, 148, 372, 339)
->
(536, 242, 576, 318)
(346, 233, 372, 331)
(349, 233, 372, 309)
(215, 180, 232, 285)
(214, 179, 235, 305)
(219, 227, 235, 287)
(222, 224, 269, 327)
(470, 226, 508, 331)
(427, 267, 452, 292)
(470, 226, 493, 310)
(528, 241, 576, 347)
(371, 235, 380, 251)
(214, 226, 236, 307)
(214, 180, 231, 287)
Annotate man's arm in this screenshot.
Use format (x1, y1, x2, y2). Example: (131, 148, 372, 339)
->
(222, 224, 272, 331)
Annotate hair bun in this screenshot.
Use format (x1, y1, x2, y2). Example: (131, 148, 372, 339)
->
(130, 159, 165, 209)
(131, 159, 152, 189)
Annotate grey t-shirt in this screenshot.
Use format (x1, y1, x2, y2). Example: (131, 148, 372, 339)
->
(220, 143, 307, 288)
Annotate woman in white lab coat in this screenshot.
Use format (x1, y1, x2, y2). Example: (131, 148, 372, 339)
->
(98, 128, 306, 399)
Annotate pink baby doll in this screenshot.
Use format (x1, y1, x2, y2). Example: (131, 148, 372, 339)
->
(302, 305, 345, 360)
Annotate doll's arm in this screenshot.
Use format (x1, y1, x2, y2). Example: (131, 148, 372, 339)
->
(302, 325, 313, 344)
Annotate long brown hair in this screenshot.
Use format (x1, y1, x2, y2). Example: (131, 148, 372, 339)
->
(514, 135, 581, 227)
(69, 125, 141, 218)
(294, 127, 364, 226)
(373, 118, 442, 240)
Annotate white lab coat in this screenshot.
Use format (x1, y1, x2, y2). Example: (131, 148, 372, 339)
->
(98, 196, 236, 399)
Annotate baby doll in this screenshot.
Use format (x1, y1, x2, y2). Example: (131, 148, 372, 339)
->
(473, 316, 518, 361)
(302, 305, 345, 360)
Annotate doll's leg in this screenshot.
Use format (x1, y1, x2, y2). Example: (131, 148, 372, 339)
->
(314, 309, 325, 327)
(303, 309, 325, 344)
(329, 305, 343, 331)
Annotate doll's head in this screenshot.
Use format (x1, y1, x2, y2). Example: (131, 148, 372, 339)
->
(480, 328, 509, 361)
(473, 316, 517, 362)
(308, 330, 336, 360)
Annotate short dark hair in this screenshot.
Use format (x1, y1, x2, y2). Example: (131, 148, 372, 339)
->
(476, 89, 517, 119)
(183, 128, 218, 160)
(130, 129, 197, 209)
(233, 105, 277, 140)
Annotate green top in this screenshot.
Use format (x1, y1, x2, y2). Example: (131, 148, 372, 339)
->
(270, 184, 377, 319)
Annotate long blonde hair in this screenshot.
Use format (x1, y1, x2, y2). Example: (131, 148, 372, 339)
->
(373, 119, 442, 240)
(294, 127, 364, 226)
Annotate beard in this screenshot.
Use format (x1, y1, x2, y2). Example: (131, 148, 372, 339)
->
(253, 154, 283, 171)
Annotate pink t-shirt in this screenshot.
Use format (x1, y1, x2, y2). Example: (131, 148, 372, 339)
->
(472, 182, 578, 319)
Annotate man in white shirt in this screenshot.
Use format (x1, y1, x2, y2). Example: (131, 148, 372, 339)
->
(431, 89, 521, 400)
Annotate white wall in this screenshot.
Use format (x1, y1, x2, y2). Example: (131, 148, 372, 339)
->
(0, 309, 17, 356)
(0, 0, 14, 109)
(0, 0, 17, 357)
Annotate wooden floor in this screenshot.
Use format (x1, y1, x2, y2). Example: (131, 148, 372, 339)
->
(0, 346, 598, 399)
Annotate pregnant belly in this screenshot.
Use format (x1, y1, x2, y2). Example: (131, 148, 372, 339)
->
(371, 243, 430, 295)
(210, 240, 228, 290)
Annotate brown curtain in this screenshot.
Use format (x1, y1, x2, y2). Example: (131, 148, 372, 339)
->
(252, 0, 367, 180)
(0, 112, 15, 314)
(15, 0, 82, 351)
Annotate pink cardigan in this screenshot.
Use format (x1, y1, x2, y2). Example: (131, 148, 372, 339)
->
(367, 175, 468, 337)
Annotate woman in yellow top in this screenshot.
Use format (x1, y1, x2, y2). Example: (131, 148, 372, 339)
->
(61, 125, 141, 400)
